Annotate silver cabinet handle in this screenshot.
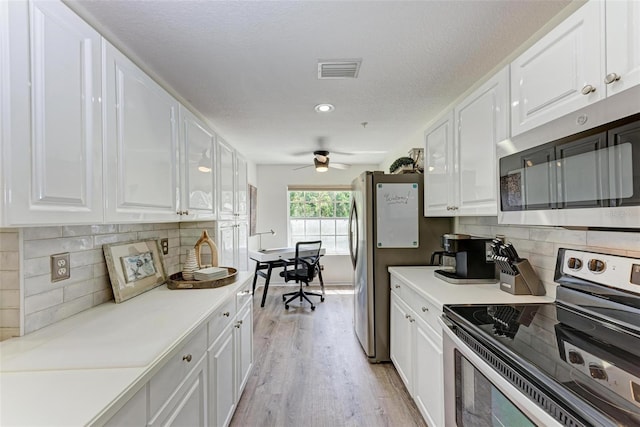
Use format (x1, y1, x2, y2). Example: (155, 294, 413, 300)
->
(581, 84, 596, 95)
(222, 311, 230, 317)
(422, 306, 429, 312)
(394, 284, 400, 289)
(604, 73, 620, 84)
(182, 354, 192, 362)
(409, 318, 415, 323)
(184, 210, 189, 215)
(235, 322, 241, 328)
(405, 314, 411, 319)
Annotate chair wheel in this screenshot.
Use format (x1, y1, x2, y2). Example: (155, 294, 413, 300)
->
(285, 305, 289, 310)
(311, 305, 315, 311)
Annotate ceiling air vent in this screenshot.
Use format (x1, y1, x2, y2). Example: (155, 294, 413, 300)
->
(317, 59, 361, 79)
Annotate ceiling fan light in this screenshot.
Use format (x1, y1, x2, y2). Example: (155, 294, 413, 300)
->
(314, 157, 329, 172)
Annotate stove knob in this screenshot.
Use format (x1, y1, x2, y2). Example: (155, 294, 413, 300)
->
(568, 350, 584, 365)
(567, 257, 583, 270)
(589, 363, 608, 381)
(587, 259, 606, 274)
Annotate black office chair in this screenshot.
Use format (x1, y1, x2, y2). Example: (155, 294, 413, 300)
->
(280, 241, 325, 310)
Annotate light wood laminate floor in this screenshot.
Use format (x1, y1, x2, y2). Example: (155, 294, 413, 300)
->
(230, 285, 428, 427)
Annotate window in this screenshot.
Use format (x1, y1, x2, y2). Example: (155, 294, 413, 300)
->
(288, 189, 352, 255)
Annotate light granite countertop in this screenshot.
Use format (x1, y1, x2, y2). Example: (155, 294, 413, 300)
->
(388, 266, 554, 310)
(0, 272, 253, 426)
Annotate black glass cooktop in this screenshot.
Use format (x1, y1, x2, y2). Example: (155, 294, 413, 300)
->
(444, 302, 640, 426)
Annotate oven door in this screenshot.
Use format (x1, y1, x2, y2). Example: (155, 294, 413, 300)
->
(440, 318, 562, 427)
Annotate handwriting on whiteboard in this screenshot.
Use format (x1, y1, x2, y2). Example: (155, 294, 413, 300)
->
(383, 191, 411, 205)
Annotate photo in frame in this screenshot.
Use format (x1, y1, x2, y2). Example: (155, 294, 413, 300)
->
(103, 239, 167, 303)
(249, 184, 257, 236)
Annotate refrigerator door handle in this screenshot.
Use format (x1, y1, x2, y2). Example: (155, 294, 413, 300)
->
(348, 198, 358, 268)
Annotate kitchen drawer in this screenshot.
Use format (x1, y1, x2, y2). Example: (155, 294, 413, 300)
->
(208, 298, 236, 346)
(236, 280, 252, 311)
(149, 326, 207, 417)
(392, 278, 442, 339)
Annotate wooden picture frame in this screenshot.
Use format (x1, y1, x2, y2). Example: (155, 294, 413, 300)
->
(103, 239, 167, 303)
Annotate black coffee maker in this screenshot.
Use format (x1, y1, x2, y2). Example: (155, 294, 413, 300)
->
(434, 234, 497, 284)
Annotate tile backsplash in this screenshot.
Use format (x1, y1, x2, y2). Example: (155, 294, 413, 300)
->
(0, 229, 20, 340)
(456, 217, 640, 297)
(0, 222, 218, 339)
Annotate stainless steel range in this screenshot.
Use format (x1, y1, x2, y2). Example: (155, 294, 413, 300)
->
(441, 248, 640, 426)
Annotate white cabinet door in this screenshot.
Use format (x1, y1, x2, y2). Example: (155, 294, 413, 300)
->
(149, 357, 208, 427)
(235, 302, 253, 398)
(424, 112, 455, 217)
(217, 221, 236, 268)
(511, 0, 604, 136)
(4, 0, 103, 225)
(179, 106, 216, 220)
(234, 155, 248, 218)
(390, 292, 413, 393)
(236, 221, 248, 271)
(217, 138, 235, 219)
(104, 41, 180, 223)
(209, 323, 235, 427)
(414, 317, 444, 427)
(455, 66, 508, 216)
(605, 0, 640, 97)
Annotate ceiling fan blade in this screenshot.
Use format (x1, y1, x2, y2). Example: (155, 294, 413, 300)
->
(330, 162, 351, 170)
(331, 150, 388, 155)
(293, 164, 313, 170)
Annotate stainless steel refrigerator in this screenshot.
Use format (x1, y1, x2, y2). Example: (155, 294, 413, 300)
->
(349, 171, 452, 362)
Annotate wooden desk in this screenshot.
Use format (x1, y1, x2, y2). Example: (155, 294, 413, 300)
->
(249, 247, 326, 307)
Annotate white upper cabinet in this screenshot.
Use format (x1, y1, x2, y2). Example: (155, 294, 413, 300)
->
(511, 0, 640, 137)
(217, 138, 235, 219)
(605, 0, 640, 97)
(179, 106, 216, 220)
(424, 67, 508, 217)
(455, 66, 508, 216)
(424, 112, 455, 216)
(103, 41, 180, 223)
(217, 137, 248, 220)
(235, 154, 248, 218)
(511, 1, 604, 136)
(2, 0, 103, 225)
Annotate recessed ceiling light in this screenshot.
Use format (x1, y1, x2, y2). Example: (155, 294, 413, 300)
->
(314, 103, 335, 113)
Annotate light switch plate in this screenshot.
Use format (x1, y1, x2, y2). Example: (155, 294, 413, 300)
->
(51, 253, 70, 282)
(160, 238, 169, 255)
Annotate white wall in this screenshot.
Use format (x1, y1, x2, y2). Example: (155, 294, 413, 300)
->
(254, 164, 378, 284)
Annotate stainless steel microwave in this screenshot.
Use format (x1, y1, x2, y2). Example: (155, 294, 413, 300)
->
(498, 113, 640, 228)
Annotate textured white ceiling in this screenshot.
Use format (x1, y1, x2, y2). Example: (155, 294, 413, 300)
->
(66, 0, 572, 167)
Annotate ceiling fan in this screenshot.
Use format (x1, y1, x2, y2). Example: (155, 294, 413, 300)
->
(293, 150, 350, 172)
(292, 137, 387, 172)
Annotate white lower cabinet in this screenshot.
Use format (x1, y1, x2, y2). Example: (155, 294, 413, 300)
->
(390, 292, 413, 389)
(413, 316, 444, 427)
(209, 322, 236, 427)
(104, 280, 253, 427)
(148, 356, 208, 427)
(208, 282, 253, 427)
(235, 301, 253, 396)
(390, 275, 444, 427)
(104, 386, 147, 427)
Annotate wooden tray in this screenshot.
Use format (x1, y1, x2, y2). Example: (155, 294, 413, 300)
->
(167, 267, 238, 289)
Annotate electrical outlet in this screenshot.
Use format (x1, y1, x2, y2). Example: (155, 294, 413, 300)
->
(160, 238, 169, 255)
(51, 253, 70, 282)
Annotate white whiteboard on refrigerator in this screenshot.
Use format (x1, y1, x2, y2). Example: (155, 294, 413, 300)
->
(375, 182, 419, 248)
